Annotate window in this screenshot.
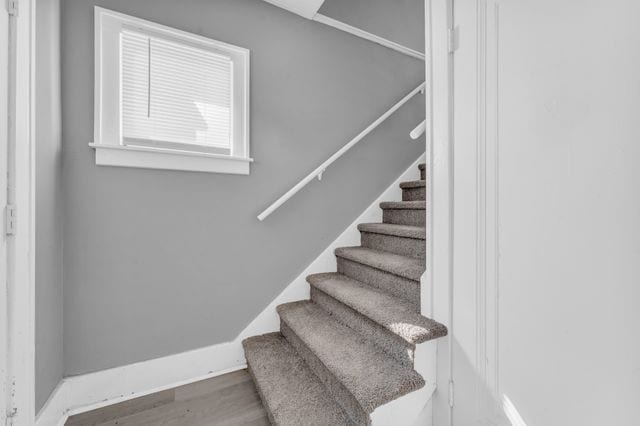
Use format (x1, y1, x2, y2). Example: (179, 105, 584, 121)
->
(92, 8, 251, 174)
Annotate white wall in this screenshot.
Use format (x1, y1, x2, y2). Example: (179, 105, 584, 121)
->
(438, 0, 640, 425)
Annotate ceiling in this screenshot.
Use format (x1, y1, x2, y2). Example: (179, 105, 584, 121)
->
(261, 0, 326, 19)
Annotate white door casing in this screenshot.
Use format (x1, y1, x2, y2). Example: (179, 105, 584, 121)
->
(1, 2, 10, 422)
(4, 0, 36, 424)
(449, 0, 503, 424)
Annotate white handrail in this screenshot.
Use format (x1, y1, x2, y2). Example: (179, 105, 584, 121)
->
(257, 82, 426, 221)
(410, 120, 427, 140)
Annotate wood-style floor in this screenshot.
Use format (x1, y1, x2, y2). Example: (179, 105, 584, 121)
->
(65, 369, 270, 426)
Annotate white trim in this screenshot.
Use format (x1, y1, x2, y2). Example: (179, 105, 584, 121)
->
(421, 4, 438, 425)
(0, 4, 10, 422)
(5, 0, 36, 424)
(312, 14, 426, 61)
(36, 344, 246, 426)
(372, 342, 437, 425)
(36, 155, 425, 426)
(89, 143, 253, 175)
(411, 120, 427, 140)
(425, 0, 455, 424)
(475, 0, 489, 392)
(479, 0, 501, 404)
(372, 384, 437, 425)
(373, 385, 436, 425)
(92, 7, 251, 175)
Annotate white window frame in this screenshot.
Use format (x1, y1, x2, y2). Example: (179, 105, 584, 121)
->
(91, 7, 252, 175)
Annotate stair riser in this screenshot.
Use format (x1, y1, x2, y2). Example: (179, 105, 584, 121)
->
(360, 232, 425, 259)
(310, 287, 415, 368)
(280, 321, 371, 425)
(402, 187, 426, 202)
(243, 334, 354, 425)
(244, 364, 277, 425)
(336, 258, 420, 310)
(382, 209, 426, 227)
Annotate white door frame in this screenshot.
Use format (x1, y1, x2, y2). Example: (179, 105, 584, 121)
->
(425, 0, 455, 425)
(1, 3, 10, 423)
(4, 0, 36, 424)
(432, 0, 504, 424)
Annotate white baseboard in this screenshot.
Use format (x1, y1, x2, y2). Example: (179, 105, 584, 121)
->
(371, 341, 437, 426)
(35, 342, 245, 426)
(415, 397, 434, 426)
(36, 155, 425, 426)
(372, 383, 436, 426)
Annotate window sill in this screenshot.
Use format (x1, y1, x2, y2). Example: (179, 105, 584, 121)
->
(89, 143, 253, 175)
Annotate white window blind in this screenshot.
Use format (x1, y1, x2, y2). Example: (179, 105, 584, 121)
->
(121, 30, 233, 152)
(94, 8, 250, 174)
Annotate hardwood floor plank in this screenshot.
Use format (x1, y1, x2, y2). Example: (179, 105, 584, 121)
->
(65, 370, 270, 426)
(97, 379, 267, 425)
(174, 370, 253, 402)
(65, 389, 175, 426)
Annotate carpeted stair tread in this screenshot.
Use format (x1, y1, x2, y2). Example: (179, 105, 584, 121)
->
(242, 333, 352, 425)
(399, 180, 426, 189)
(277, 301, 425, 412)
(335, 246, 424, 282)
(358, 223, 426, 240)
(241, 160, 449, 423)
(307, 273, 447, 345)
(380, 200, 425, 210)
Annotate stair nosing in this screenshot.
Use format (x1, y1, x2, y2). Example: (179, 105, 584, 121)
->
(335, 246, 424, 282)
(277, 301, 425, 412)
(380, 201, 426, 210)
(399, 180, 426, 189)
(357, 223, 426, 240)
(243, 333, 352, 425)
(307, 272, 447, 345)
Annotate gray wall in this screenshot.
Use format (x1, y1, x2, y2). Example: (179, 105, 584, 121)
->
(35, 0, 64, 413)
(62, 0, 425, 375)
(319, 0, 425, 53)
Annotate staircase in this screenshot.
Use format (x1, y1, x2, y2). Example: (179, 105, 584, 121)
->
(243, 162, 447, 425)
